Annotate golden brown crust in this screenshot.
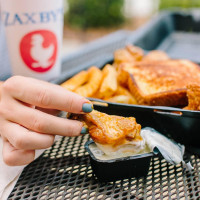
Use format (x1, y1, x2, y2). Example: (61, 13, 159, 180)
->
(128, 75, 188, 106)
(126, 60, 200, 106)
(186, 84, 200, 110)
(71, 110, 142, 146)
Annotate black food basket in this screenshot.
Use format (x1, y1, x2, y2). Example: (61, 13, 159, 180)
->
(85, 140, 153, 182)
(128, 10, 200, 63)
(55, 10, 200, 153)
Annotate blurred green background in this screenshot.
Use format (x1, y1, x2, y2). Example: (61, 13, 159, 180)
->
(159, 0, 200, 9)
(65, 0, 200, 29)
(65, 0, 124, 28)
(62, 0, 200, 55)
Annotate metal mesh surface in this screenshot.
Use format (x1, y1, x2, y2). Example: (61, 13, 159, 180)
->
(9, 134, 200, 200)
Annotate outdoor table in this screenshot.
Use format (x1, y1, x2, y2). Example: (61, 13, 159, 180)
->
(1, 29, 200, 200)
(8, 135, 200, 200)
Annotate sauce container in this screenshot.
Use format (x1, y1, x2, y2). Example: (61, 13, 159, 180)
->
(85, 140, 154, 182)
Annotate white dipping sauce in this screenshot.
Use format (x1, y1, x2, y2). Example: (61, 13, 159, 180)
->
(89, 143, 151, 160)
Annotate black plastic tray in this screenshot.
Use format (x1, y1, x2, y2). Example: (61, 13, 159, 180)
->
(85, 140, 153, 182)
(54, 10, 200, 152)
(128, 10, 200, 63)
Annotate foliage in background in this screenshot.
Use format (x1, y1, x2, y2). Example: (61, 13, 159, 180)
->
(65, 0, 125, 29)
(159, 0, 200, 9)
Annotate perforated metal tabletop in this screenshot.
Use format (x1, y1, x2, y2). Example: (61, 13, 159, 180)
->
(9, 135, 200, 200)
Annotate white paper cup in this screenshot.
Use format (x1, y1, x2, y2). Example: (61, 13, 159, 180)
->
(1, 0, 63, 81)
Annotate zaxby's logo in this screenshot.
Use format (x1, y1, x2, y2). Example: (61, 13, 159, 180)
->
(20, 30, 57, 73)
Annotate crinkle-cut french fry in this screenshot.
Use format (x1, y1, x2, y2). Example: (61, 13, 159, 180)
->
(99, 64, 118, 99)
(75, 66, 103, 97)
(115, 86, 137, 104)
(126, 45, 144, 61)
(104, 95, 131, 104)
(61, 71, 88, 91)
(143, 50, 169, 61)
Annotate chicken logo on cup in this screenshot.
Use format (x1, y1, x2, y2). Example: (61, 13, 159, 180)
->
(20, 30, 58, 73)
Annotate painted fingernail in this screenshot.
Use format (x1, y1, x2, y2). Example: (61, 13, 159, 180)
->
(81, 127, 88, 135)
(82, 103, 93, 113)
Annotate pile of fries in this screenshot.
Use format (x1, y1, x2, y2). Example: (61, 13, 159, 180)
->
(61, 45, 169, 104)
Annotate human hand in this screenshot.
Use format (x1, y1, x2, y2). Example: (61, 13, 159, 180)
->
(0, 76, 93, 166)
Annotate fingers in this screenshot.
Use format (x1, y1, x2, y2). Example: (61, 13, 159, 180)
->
(2, 140, 35, 166)
(2, 76, 92, 113)
(4, 122, 55, 150)
(8, 103, 84, 136)
(0, 77, 91, 167)
(36, 107, 60, 116)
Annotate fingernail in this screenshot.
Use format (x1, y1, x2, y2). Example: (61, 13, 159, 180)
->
(81, 127, 88, 135)
(82, 103, 93, 113)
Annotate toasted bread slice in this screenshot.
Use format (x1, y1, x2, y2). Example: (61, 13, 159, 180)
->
(123, 60, 200, 106)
